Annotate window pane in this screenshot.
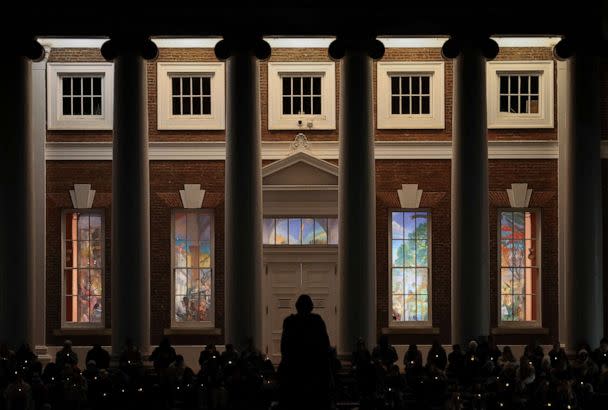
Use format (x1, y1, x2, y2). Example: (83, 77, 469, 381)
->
(521, 75, 529, 93)
(63, 97, 71, 115)
(182, 97, 191, 115)
(314, 219, 328, 244)
(90, 241, 102, 268)
(312, 96, 321, 115)
(402, 96, 410, 114)
(73, 78, 81, 95)
(288, 218, 301, 244)
(175, 269, 188, 295)
(263, 219, 275, 244)
(200, 269, 212, 295)
(412, 96, 420, 114)
(175, 240, 187, 267)
(198, 296, 211, 321)
(421, 76, 430, 94)
(93, 97, 102, 115)
(500, 240, 513, 266)
(510, 96, 518, 113)
(415, 240, 428, 266)
(192, 97, 201, 115)
(391, 96, 400, 114)
(415, 213, 428, 239)
(283, 97, 291, 114)
(182, 77, 191, 94)
(187, 212, 199, 240)
(411, 76, 420, 93)
(520, 96, 529, 113)
(416, 295, 428, 321)
(530, 75, 539, 93)
(312, 77, 321, 95)
(392, 268, 404, 295)
(416, 268, 428, 295)
(83, 97, 91, 115)
(529, 95, 539, 114)
(392, 212, 404, 239)
(172, 97, 181, 115)
(192, 77, 201, 95)
(403, 212, 416, 238)
(73, 97, 82, 115)
(172, 77, 180, 95)
(63, 77, 71, 95)
(303, 96, 312, 114)
(202, 77, 211, 95)
(83, 77, 91, 95)
(293, 77, 301, 94)
(77, 214, 89, 240)
(93, 77, 101, 95)
(392, 240, 404, 266)
(500, 76, 508, 93)
(302, 218, 315, 244)
(499, 96, 508, 113)
(392, 295, 404, 322)
(404, 269, 416, 294)
(202, 97, 211, 115)
(199, 242, 211, 268)
(282, 77, 291, 94)
(421, 96, 430, 114)
(404, 294, 417, 321)
(303, 77, 311, 95)
(402, 240, 416, 267)
(293, 97, 301, 115)
(198, 214, 211, 241)
(391, 77, 399, 94)
(509, 76, 518, 93)
(275, 219, 288, 245)
(401, 77, 410, 93)
(175, 296, 188, 322)
(512, 212, 525, 239)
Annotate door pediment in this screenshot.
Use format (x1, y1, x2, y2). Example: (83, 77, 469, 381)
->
(262, 151, 338, 188)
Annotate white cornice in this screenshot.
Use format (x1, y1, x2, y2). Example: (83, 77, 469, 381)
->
(46, 140, 561, 161)
(39, 36, 562, 50)
(38, 37, 107, 48)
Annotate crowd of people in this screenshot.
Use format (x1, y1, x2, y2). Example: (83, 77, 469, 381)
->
(2, 334, 608, 409)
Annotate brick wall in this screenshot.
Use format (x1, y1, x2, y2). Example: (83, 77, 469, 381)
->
(149, 161, 225, 346)
(375, 160, 452, 344)
(46, 161, 112, 346)
(47, 46, 559, 143)
(488, 160, 558, 345)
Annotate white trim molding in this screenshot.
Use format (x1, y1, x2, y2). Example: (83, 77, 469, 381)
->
(264, 37, 335, 48)
(486, 61, 554, 129)
(46, 140, 561, 161)
(157, 62, 225, 130)
(47, 63, 114, 130)
(377, 62, 445, 129)
(267, 62, 336, 130)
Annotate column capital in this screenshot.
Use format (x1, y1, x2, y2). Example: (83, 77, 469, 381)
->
(214, 34, 271, 61)
(328, 34, 384, 60)
(553, 36, 606, 60)
(101, 35, 158, 61)
(441, 35, 499, 60)
(9, 37, 45, 61)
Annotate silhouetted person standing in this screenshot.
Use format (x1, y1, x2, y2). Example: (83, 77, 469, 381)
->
(279, 294, 331, 410)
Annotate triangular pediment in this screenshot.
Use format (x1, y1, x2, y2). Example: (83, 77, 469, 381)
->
(262, 151, 338, 187)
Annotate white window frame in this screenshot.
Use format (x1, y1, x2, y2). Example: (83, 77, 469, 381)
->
(157, 62, 225, 130)
(388, 209, 432, 328)
(47, 63, 114, 130)
(268, 62, 336, 130)
(61, 209, 105, 329)
(486, 61, 554, 129)
(497, 208, 542, 328)
(170, 209, 215, 329)
(377, 62, 445, 129)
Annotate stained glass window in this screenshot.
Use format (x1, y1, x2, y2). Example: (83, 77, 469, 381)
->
(263, 217, 338, 245)
(390, 211, 430, 323)
(173, 210, 214, 324)
(63, 211, 104, 325)
(499, 210, 539, 322)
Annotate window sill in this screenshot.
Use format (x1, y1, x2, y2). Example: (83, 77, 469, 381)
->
(164, 327, 222, 336)
(491, 327, 549, 335)
(382, 327, 440, 335)
(54, 328, 111, 336)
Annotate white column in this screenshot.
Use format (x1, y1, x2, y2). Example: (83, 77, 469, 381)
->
(32, 47, 51, 362)
(442, 36, 498, 345)
(215, 36, 270, 351)
(329, 36, 384, 353)
(0, 39, 44, 349)
(102, 36, 158, 356)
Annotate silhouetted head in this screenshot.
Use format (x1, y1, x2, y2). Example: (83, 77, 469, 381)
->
(452, 344, 461, 352)
(63, 340, 73, 350)
(160, 337, 171, 349)
(226, 344, 234, 352)
(408, 344, 418, 352)
(295, 294, 313, 315)
(93, 344, 102, 351)
(175, 355, 184, 367)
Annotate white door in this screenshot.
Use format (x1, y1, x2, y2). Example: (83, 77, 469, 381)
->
(265, 261, 337, 363)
